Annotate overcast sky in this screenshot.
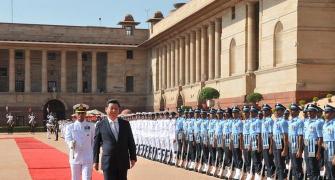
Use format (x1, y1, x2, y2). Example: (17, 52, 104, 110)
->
(0, 0, 188, 28)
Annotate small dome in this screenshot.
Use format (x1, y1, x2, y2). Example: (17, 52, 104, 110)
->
(124, 14, 134, 22)
(153, 11, 164, 19)
(174, 3, 186, 9)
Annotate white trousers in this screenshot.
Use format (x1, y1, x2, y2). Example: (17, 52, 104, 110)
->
(70, 163, 93, 180)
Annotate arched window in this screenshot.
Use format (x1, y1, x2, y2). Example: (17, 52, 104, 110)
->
(274, 22, 284, 66)
(229, 39, 236, 75)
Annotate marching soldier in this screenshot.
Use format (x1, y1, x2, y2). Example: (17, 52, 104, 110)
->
(323, 104, 335, 179)
(186, 109, 196, 169)
(261, 104, 275, 179)
(231, 106, 244, 179)
(249, 106, 263, 179)
(28, 112, 36, 134)
(242, 105, 252, 178)
(272, 103, 289, 180)
(194, 109, 202, 171)
(200, 109, 209, 173)
(65, 104, 95, 180)
(208, 109, 217, 174)
(288, 103, 304, 180)
(6, 112, 14, 134)
(222, 108, 233, 177)
(304, 104, 323, 179)
(213, 109, 224, 176)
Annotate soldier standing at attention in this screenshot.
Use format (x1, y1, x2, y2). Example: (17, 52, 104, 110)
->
(288, 103, 304, 180)
(65, 104, 95, 180)
(249, 106, 263, 179)
(323, 104, 335, 179)
(242, 105, 252, 178)
(231, 106, 244, 179)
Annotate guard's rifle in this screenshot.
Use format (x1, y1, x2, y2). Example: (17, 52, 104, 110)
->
(218, 149, 226, 178)
(184, 141, 190, 169)
(246, 153, 253, 180)
(178, 133, 185, 167)
(197, 148, 204, 172)
(255, 159, 265, 180)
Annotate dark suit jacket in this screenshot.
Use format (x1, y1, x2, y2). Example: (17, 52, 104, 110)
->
(93, 117, 137, 171)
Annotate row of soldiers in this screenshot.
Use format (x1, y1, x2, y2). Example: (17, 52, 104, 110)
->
(4, 112, 37, 134)
(129, 103, 335, 180)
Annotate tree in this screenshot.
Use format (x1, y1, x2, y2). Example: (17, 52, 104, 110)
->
(246, 92, 263, 105)
(199, 87, 220, 102)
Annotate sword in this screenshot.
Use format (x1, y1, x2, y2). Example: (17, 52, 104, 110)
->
(287, 159, 292, 180)
(246, 155, 253, 180)
(184, 142, 190, 169)
(218, 149, 226, 178)
(198, 148, 204, 172)
(206, 147, 211, 175)
(256, 159, 265, 180)
(211, 148, 219, 176)
(71, 141, 76, 159)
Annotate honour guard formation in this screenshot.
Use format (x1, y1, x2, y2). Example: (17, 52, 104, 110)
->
(128, 103, 335, 180)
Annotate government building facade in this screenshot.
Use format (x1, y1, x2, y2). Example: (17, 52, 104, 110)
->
(0, 0, 335, 125)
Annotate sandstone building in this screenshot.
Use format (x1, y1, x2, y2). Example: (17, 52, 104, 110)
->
(0, 0, 335, 125)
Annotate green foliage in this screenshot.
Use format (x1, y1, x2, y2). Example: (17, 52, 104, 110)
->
(0, 126, 45, 133)
(246, 92, 263, 104)
(312, 96, 319, 103)
(180, 105, 192, 111)
(327, 94, 333, 99)
(199, 87, 220, 101)
(298, 99, 306, 106)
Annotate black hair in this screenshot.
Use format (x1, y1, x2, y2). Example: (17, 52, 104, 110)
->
(106, 99, 121, 108)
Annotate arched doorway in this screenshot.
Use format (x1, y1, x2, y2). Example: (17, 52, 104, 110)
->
(176, 94, 184, 109)
(43, 99, 66, 120)
(159, 97, 165, 111)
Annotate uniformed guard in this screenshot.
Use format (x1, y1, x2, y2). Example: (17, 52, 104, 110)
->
(199, 109, 209, 173)
(231, 106, 244, 179)
(46, 112, 56, 139)
(222, 108, 233, 178)
(242, 105, 252, 178)
(323, 104, 335, 179)
(261, 104, 275, 180)
(169, 112, 177, 165)
(194, 108, 202, 171)
(28, 112, 36, 134)
(65, 104, 95, 180)
(213, 108, 224, 176)
(272, 103, 289, 180)
(6, 112, 14, 134)
(258, 111, 263, 120)
(304, 104, 323, 179)
(317, 106, 325, 176)
(207, 108, 217, 174)
(181, 110, 190, 167)
(249, 106, 263, 179)
(288, 103, 304, 180)
(162, 111, 170, 163)
(176, 108, 185, 167)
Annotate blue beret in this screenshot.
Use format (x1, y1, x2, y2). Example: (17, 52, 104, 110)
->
(284, 109, 290, 114)
(324, 104, 335, 113)
(216, 109, 224, 114)
(210, 109, 216, 114)
(262, 104, 272, 111)
(250, 106, 259, 113)
(243, 105, 250, 112)
(232, 106, 241, 113)
(307, 104, 318, 112)
(289, 103, 302, 111)
(225, 108, 232, 114)
(275, 103, 286, 111)
(188, 109, 194, 113)
(194, 109, 200, 113)
(201, 109, 207, 114)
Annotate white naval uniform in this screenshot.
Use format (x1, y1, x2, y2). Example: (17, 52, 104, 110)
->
(65, 120, 95, 180)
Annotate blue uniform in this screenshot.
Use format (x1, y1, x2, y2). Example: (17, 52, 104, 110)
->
(243, 119, 251, 149)
(200, 119, 209, 164)
(208, 119, 217, 146)
(187, 118, 195, 142)
(288, 117, 304, 153)
(231, 118, 243, 169)
(272, 116, 288, 179)
(249, 118, 262, 151)
(215, 120, 224, 147)
(223, 119, 232, 146)
(323, 119, 335, 179)
(176, 117, 184, 140)
(193, 118, 202, 144)
(183, 118, 189, 141)
(262, 117, 274, 149)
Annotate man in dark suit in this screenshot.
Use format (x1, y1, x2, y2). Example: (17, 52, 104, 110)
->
(93, 99, 137, 180)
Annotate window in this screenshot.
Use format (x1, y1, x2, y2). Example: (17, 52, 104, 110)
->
(126, 50, 133, 59)
(82, 53, 88, 61)
(126, 76, 134, 92)
(125, 26, 133, 36)
(48, 81, 57, 92)
(15, 51, 24, 60)
(231, 6, 236, 20)
(83, 81, 88, 92)
(48, 52, 57, 60)
(15, 80, 24, 92)
(0, 67, 7, 77)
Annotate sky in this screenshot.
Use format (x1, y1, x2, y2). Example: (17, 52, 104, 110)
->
(0, 0, 187, 29)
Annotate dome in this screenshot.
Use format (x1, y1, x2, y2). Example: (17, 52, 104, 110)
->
(153, 11, 164, 19)
(124, 14, 134, 22)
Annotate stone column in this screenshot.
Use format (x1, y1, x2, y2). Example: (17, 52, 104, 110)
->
(201, 25, 208, 82)
(41, 50, 47, 93)
(106, 51, 113, 92)
(158, 47, 162, 90)
(91, 51, 97, 93)
(77, 51, 83, 93)
(247, 2, 257, 72)
(195, 29, 201, 82)
(175, 40, 179, 87)
(185, 33, 190, 85)
(170, 41, 175, 87)
(60, 50, 67, 93)
(162, 46, 167, 89)
(24, 49, 31, 92)
(179, 37, 185, 86)
(8, 49, 15, 92)
(166, 44, 171, 88)
(208, 22, 215, 80)
(215, 18, 222, 78)
(190, 31, 196, 84)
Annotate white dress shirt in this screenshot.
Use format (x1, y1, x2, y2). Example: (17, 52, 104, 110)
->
(108, 117, 119, 141)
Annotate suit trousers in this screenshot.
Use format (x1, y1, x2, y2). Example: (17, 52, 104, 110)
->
(103, 168, 128, 180)
(70, 163, 92, 180)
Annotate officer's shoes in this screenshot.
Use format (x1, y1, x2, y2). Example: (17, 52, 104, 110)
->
(210, 166, 216, 176)
(233, 168, 242, 180)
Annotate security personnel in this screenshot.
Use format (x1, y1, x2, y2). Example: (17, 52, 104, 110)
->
(213, 109, 224, 175)
(176, 108, 185, 167)
(288, 103, 304, 180)
(208, 109, 217, 174)
(200, 109, 209, 173)
(304, 104, 323, 179)
(242, 105, 252, 177)
(272, 103, 289, 180)
(223, 108, 233, 176)
(65, 104, 95, 180)
(261, 104, 275, 179)
(231, 106, 244, 179)
(323, 104, 335, 179)
(193, 109, 202, 170)
(249, 106, 262, 179)
(186, 109, 196, 169)
(28, 112, 36, 134)
(317, 106, 325, 174)
(6, 112, 14, 134)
